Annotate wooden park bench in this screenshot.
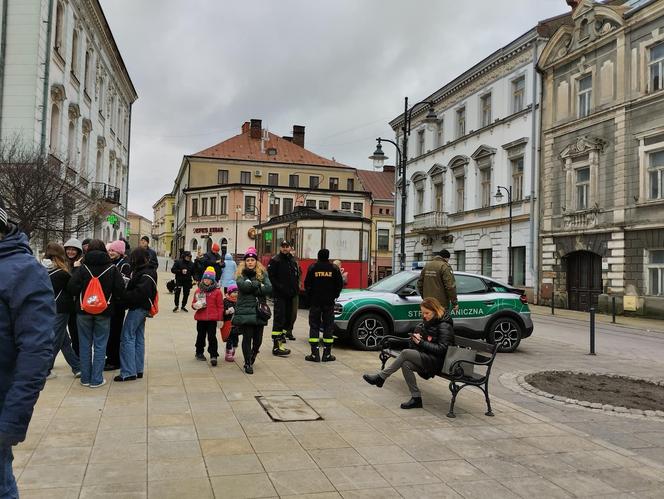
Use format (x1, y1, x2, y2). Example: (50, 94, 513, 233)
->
(378, 336, 499, 418)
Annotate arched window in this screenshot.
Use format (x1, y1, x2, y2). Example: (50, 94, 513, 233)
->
(49, 104, 60, 153)
(67, 121, 76, 163)
(95, 149, 103, 181)
(54, 2, 64, 53)
(71, 28, 79, 76)
(80, 134, 88, 175)
(84, 50, 92, 93)
(191, 238, 198, 251)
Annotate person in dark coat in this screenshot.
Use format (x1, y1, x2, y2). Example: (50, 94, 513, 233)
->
(63, 238, 83, 355)
(115, 248, 157, 382)
(201, 243, 224, 282)
(232, 247, 272, 374)
(363, 298, 454, 409)
(267, 240, 299, 356)
(139, 235, 159, 270)
(171, 251, 194, 312)
(304, 249, 343, 362)
(67, 239, 125, 388)
(104, 240, 131, 372)
(43, 243, 80, 379)
(0, 202, 55, 497)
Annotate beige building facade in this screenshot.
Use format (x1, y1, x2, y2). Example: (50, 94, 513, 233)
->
(127, 210, 152, 250)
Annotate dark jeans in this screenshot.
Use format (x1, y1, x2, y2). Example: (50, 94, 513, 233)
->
(106, 307, 126, 366)
(196, 321, 218, 358)
(226, 326, 239, 350)
(241, 325, 263, 365)
(287, 295, 299, 332)
(77, 314, 111, 386)
(50, 312, 80, 373)
(0, 446, 17, 499)
(308, 304, 334, 344)
(68, 313, 79, 355)
(174, 284, 191, 308)
(272, 295, 294, 335)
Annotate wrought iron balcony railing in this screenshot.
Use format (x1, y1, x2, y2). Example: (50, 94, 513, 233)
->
(91, 182, 120, 205)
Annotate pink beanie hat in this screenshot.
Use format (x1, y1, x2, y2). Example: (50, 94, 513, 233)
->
(106, 240, 126, 256)
(244, 247, 258, 260)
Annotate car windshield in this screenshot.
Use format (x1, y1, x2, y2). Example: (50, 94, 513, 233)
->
(368, 271, 416, 293)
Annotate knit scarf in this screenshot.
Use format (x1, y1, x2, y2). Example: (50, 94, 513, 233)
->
(198, 280, 217, 293)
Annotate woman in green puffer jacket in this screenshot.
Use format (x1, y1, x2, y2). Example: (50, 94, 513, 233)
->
(231, 246, 272, 374)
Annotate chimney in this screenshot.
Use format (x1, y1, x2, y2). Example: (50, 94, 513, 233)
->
(566, 0, 580, 10)
(250, 119, 262, 139)
(241, 121, 250, 134)
(292, 125, 305, 147)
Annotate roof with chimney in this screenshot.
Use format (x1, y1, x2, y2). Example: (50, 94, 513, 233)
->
(192, 120, 349, 169)
(355, 169, 395, 201)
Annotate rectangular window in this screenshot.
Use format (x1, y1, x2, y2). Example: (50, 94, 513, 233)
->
(269, 197, 280, 216)
(576, 167, 590, 210)
(456, 107, 466, 138)
(455, 250, 466, 272)
(283, 198, 293, 214)
(436, 119, 444, 148)
(417, 129, 425, 156)
(481, 93, 492, 127)
(377, 229, 389, 251)
(480, 168, 491, 208)
(353, 202, 363, 213)
(268, 173, 279, 186)
(416, 188, 424, 214)
(305, 199, 317, 208)
(456, 175, 465, 212)
(318, 200, 329, 210)
(240, 171, 251, 184)
(341, 201, 351, 211)
(481, 249, 493, 277)
(219, 196, 227, 215)
(649, 42, 664, 92)
(217, 169, 229, 184)
(244, 196, 256, 214)
(648, 150, 664, 200)
(201, 198, 208, 216)
(329, 177, 339, 190)
(289, 174, 299, 188)
(434, 182, 443, 212)
(511, 246, 526, 286)
(210, 197, 216, 216)
(347, 178, 354, 191)
(512, 76, 525, 113)
(309, 176, 320, 189)
(511, 157, 524, 202)
(191, 198, 198, 217)
(578, 75, 592, 118)
(648, 250, 664, 296)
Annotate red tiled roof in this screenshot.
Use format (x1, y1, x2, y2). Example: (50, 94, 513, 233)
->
(356, 169, 395, 201)
(193, 129, 349, 168)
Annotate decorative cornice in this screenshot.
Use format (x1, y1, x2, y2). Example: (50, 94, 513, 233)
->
(470, 145, 497, 160)
(68, 103, 81, 121)
(560, 135, 607, 160)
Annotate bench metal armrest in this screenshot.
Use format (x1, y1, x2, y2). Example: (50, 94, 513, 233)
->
(379, 335, 409, 349)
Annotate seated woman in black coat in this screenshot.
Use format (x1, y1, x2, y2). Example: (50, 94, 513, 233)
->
(363, 298, 454, 409)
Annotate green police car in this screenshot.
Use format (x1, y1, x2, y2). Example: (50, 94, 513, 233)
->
(334, 270, 533, 353)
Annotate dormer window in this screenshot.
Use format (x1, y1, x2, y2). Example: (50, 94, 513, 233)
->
(580, 18, 589, 40)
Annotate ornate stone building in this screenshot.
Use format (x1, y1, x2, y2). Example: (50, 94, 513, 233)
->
(0, 0, 137, 242)
(538, 0, 664, 316)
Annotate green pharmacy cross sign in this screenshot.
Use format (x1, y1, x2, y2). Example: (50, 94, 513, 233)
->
(107, 214, 118, 225)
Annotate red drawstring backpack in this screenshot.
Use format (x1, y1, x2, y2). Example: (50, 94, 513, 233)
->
(144, 274, 159, 317)
(80, 265, 113, 314)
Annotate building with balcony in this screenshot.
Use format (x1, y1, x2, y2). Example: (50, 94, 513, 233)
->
(0, 0, 137, 242)
(152, 193, 175, 257)
(389, 21, 561, 299)
(172, 119, 372, 258)
(356, 166, 396, 282)
(538, 0, 664, 316)
(127, 210, 152, 250)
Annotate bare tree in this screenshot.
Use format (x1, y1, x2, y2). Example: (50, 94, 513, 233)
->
(0, 136, 116, 248)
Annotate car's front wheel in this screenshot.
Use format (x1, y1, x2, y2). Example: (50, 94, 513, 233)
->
(488, 316, 522, 353)
(351, 313, 389, 350)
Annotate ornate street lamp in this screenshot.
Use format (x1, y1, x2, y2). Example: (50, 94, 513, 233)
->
(495, 185, 513, 285)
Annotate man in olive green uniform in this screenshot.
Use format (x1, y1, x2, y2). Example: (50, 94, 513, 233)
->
(417, 249, 459, 314)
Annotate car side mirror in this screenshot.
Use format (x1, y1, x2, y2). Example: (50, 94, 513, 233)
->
(398, 287, 418, 298)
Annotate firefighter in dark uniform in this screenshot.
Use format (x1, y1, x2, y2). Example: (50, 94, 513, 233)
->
(267, 240, 299, 356)
(304, 248, 344, 362)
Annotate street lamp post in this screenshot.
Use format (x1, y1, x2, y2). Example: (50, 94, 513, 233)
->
(234, 205, 242, 256)
(494, 185, 513, 286)
(369, 97, 438, 271)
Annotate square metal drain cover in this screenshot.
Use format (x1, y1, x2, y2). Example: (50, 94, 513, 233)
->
(256, 395, 323, 422)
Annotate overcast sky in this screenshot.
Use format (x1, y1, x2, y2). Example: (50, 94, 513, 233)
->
(99, 0, 569, 220)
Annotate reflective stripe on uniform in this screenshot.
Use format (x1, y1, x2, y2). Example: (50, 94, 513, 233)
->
(322, 338, 334, 344)
(308, 338, 320, 343)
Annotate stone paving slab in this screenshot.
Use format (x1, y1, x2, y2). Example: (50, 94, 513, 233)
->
(16, 277, 664, 498)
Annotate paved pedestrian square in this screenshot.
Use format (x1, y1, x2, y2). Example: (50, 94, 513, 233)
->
(15, 277, 664, 498)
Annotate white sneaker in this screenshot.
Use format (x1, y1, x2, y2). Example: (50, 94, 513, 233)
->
(80, 381, 90, 387)
(89, 379, 107, 388)
(46, 372, 57, 380)
(73, 371, 81, 378)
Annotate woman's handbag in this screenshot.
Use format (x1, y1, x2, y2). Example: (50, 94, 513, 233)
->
(442, 346, 476, 376)
(256, 297, 272, 322)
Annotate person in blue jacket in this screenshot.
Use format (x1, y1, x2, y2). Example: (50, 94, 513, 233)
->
(220, 252, 237, 292)
(0, 198, 55, 498)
